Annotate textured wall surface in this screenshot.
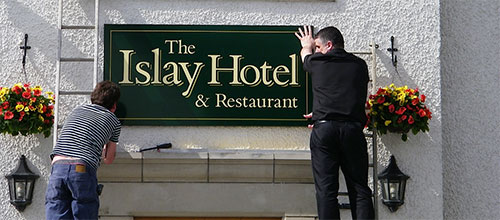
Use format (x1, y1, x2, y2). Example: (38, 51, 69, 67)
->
(0, 0, 445, 219)
(441, 0, 500, 219)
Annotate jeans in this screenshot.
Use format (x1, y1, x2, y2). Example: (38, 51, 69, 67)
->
(45, 160, 99, 220)
(310, 120, 375, 220)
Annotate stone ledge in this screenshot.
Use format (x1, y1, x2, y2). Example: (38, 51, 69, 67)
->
(98, 150, 313, 184)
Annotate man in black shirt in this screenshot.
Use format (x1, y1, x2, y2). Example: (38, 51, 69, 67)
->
(295, 25, 374, 219)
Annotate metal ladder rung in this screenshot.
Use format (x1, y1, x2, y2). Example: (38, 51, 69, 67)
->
(60, 58, 94, 62)
(62, 25, 95, 30)
(59, 90, 93, 95)
(349, 51, 372, 55)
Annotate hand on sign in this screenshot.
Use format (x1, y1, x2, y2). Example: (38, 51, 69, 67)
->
(295, 25, 315, 50)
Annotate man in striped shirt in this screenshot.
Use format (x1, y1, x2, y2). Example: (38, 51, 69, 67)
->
(45, 81, 121, 220)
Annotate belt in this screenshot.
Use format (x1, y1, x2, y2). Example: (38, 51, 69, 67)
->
(52, 159, 86, 165)
(314, 119, 363, 127)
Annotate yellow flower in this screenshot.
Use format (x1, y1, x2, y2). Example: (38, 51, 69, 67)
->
(371, 111, 378, 115)
(24, 107, 29, 112)
(39, 115, 44, 122)
(37, 104, 44, 113)
(38, 126, 43, 131)
(16, 104, 24, 112)
(385, 120, 392, 126)
(383, 102, 390, 106)
(0, 96, 5, 102)
(397, 93, 406, 105)
(45, 91, 54, 96)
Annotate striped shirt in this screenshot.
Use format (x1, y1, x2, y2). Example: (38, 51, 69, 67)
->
(51, 104, 121, 170)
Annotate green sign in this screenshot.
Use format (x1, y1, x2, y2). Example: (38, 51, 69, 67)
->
(104, 24, 311, 126)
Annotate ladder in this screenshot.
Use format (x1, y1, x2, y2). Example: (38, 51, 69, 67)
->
(53, 0, 100, 144)
(338, 42, 379, 219)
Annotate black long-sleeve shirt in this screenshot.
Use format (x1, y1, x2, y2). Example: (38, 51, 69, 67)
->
(303, 48, 369, 124)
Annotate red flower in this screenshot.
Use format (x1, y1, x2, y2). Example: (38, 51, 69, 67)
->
(425, 108, 432, 119)
(19, 111, 25, 121)
(23, 83, 30, 88)
(388, 104, 395, 113)
(418, 109, 427, 117)
(395, 107, 407, 115)
(4, 111, 13, 120)
(11, 86, 22, 95)
(2, 101, 9, 110)
(22, 91, 31, 99)
(421, 94, 426, 102)
(30, 97, 37, 102)
(46, 112, 52, 117)
(34, 90, 42, 96)
(406, 104, 414, 111)
(397, 115, 407, 124)
(42, 105, 48, 113)
(377, 96, 385, 104)
(377, 88, 385, 95)
(412, 98, 419, 106)
(408, 115, 414, 124)
(44, 119, 50, 124)
(365, 101, 371, 109)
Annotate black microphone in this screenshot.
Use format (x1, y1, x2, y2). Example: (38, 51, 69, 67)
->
(138, 143, 172, 152)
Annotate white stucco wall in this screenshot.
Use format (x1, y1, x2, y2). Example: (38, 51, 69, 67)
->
(441, 0, 500, 219)
(0, 0, 447, 219)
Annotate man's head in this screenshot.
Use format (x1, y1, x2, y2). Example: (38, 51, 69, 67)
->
(314, 26, 344, 54)
(91, 81, 120, 112)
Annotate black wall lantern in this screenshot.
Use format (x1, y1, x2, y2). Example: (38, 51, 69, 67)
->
(5, 155, 39, 211)
(377, 155, 409, 212)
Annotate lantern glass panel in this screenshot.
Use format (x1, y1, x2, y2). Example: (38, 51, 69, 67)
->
(25, 181, 33, 200)
(8, 178, 15, 201)
(389, 181, 400, 200)
(15, 180, 26, 200)
(380, 179, 389, 200)
(400, 179, 407, 201)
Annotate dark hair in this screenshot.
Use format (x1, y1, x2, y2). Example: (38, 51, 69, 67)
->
(91, 81, 120, 110)
(315, 26, 344, 48)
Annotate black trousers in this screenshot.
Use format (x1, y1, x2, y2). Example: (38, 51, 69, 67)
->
(310, 120, 375, 220)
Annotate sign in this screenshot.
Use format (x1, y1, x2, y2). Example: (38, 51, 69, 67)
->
(104, 24, 311, 126)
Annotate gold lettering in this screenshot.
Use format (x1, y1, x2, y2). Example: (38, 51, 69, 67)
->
(215, 93, 227, 107)
(151, 48, 162, 85)
(260, 62, 273, 86)
(162, 62, 182, 86)
(119, 50, 135, 85)
(273, 65, 290, 86)
(135, 61, 151, 85)
(240, 65, 261, 87)
(289, 54, 299, 86)
(188, 45, 196, 54)
(180, 62, 205, 98)
(208, 55, 243, 86)
(164, 40, 178, 54)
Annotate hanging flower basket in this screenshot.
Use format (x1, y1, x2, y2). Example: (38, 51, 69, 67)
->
(366, 84, 431, 141)
(0, 83, 55, 137)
